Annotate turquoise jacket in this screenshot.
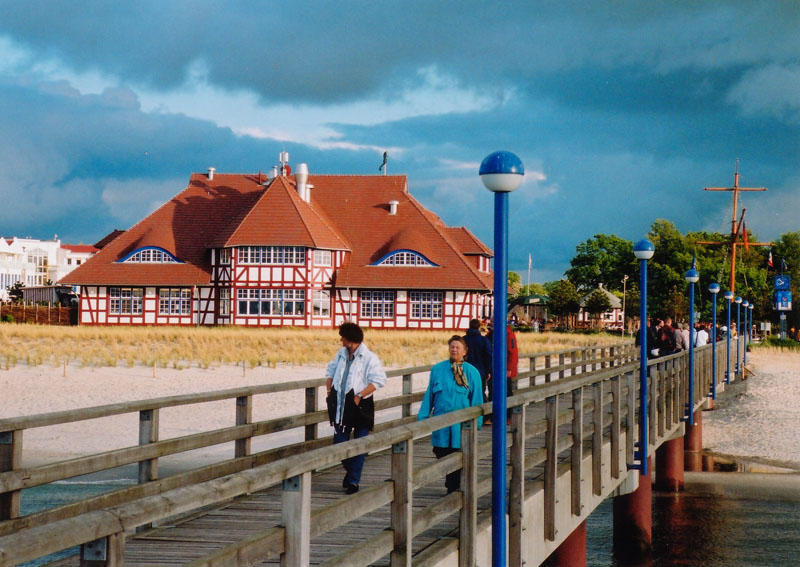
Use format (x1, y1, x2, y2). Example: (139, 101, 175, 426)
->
(417, 360, 483, 448)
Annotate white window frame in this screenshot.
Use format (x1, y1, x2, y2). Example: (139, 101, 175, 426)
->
(158, 288, 192, 315)
(312, 289, 331, 318)
(237, 246, 306, 266)
(409, 291, 443, 320)
(109, 287, 143, 315)
(236, 288, 305, 317)
(219, 287, 230, 316)
(313, 249, 332, 267)
(360, 290, 395, 319)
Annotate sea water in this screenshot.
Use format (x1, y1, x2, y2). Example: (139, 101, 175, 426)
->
(585, 485, 800, 566)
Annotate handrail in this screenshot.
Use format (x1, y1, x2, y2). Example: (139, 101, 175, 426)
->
(0, 342, 669, 565)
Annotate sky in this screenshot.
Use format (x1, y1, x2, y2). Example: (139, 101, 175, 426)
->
(1, 1, 798, 282)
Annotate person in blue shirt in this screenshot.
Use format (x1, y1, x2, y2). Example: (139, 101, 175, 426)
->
(417, 335, 484, 492)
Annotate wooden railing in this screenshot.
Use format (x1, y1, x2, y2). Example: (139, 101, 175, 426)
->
(0, 341, 735, 566)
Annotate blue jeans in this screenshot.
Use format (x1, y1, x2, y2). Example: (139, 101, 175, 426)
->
(333, 424, 370, 486)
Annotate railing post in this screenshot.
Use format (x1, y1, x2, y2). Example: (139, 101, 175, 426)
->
(625, 371, 635, 465)
(509, 404, 526, 567)
(138, 409, 159, 484)
(559, 352, 566, 381)
(402, 373, 413, 418)
(0, 430, 22, 520)
(544, 354, 552, 383)
(390, 440, 413, 567)
(305, 387, 317, 441)
(610, 375, 621, 479)
(281, 472, 311, 567)
(79, 533, 124, 566)
(528, 356, 536, 388)
(236, 395, 253, 458)
(592, 381, 603, 495)
(570, 387, 583, 517)
(459, 418, 478, 567)
(544, 395, 558, 541)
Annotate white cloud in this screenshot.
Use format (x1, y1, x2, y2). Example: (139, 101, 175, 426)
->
(727, 64, 800, 122)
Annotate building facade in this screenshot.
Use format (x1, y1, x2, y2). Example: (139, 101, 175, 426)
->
(63, 162, 494, 329)
(0, 237, 97, 301)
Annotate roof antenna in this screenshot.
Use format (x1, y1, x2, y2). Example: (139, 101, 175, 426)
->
(379, 151, 388, 175)
(279, 151, 290, 176)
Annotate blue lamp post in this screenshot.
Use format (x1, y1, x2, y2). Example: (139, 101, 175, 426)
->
(724, 291, 733, 383)
(684, 261, 699, 425)
(480, 150, 524, 567)
(735, 296, 742, 378)
(632, 238, 655, 475)
(742, 300, 749, 366)
(708, 283, 720, 400)
(749, 303, 755, 346)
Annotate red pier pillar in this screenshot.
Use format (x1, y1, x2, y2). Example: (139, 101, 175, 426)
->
(550, 520, 586, 566)
(684, 410, 703, 472)
(613, 457, 652, 562)
(655, 437, 684, 492)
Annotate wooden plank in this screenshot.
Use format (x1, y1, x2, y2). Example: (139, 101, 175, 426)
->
(610, 376, 621, 479)
(459, 419, 478, 567)
(138, 409, 159, 485)
(509, 404, 526, 567)
(281, 472, 310, 567)
(570, 387, 583, 516)
(544, 395, 558, 541)
(391, 440, 413, 567)
(0, 430, 21, 521)
(235, 395, 253, 458)
(402, 373, 413, 418)
(304, 388, 317, 442)
(592, 381, 603, 495)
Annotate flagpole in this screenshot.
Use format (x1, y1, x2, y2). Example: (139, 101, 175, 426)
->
(527, 252, 531, 292)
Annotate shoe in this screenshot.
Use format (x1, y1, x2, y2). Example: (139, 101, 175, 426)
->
(342, 475, 349, 489)
(345, 483, 359, 494)
(484, 417, 492, 425)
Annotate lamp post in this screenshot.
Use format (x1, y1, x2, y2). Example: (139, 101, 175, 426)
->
(684, 260, 699, 425)
(742, 300, 749, 366)
(632, 239, 654, 475)
(622, 274, 629, 336)
(735, 296, 742, 378)
(749, 303, 755, 345)
(480, 150, 524, 567)
(708, 283, 720, 400)
(724, 291, 733, 383)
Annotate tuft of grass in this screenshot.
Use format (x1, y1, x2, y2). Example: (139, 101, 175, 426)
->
(0, 325, 628, 369)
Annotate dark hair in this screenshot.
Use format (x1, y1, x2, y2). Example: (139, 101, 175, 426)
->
(448, 335, 467, 350)
(339, 322, 364, 343)
(469, 318, 481, 330)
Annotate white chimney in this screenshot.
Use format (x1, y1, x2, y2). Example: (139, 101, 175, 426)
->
(295, 163, 309, 202)
(269, 166, 279, 180)
(388, 200, 399, 215)
(207, 167, 216, 180)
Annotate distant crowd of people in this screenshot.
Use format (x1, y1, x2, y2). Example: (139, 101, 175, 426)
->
(635, 316, 724, 358)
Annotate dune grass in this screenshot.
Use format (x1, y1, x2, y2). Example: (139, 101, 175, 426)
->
(0, 324, 628, 369)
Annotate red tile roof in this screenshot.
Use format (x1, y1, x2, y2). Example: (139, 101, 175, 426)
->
(61, 244, 99, 254)
(93, 230, 125, 249)
(62, 171, 493, 291)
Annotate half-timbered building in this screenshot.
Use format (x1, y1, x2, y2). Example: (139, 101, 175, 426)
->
(62, 162, 494, 329)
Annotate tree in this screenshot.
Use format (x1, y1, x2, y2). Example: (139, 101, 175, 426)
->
(583, 289, 612, 328)
(507, 271, 522, 297)
(547, 279, 581, 327)
(8, 281, 24, 303)
(566, 234, 636, 293)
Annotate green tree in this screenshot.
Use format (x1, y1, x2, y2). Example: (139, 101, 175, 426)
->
(508, 271, 522, 297)
(547, 279, 581, 327)
(583, 289, 612, 328)
(8, 281, 24, 303)
(566, 234, 636, 293)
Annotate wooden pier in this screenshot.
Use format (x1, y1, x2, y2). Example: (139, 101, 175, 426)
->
(0, 341, 733, 566)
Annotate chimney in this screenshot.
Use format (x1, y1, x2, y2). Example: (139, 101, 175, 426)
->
(388, 200, 399, 215)
(207, 167, 216, 180)
(269, 166, 279, 180)
(295, 163, 309, 202)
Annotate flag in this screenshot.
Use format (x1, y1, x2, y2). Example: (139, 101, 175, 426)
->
(528, 253, 532, 271)
(768, 250, 773, 268)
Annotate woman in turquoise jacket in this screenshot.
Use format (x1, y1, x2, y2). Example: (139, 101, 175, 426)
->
(418, 335, 483, 492)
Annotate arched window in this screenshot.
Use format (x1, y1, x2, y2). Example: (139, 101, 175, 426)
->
(119, 247, 182, 263)
(373, 250, 436, 267)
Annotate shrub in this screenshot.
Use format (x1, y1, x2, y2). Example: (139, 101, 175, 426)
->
(1, 314, 13, 323)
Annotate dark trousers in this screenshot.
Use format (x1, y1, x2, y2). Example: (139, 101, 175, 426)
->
(433, 446, 461, 493)
(333, 423, 370, 486)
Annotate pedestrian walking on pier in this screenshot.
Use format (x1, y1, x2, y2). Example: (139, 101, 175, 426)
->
(325, 322, 386, 494)
(418, 335, 484, 493)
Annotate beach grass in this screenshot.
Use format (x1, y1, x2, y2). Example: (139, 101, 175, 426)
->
(0, 324, 628, 369)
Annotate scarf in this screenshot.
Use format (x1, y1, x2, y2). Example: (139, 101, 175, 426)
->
(451, 361, 468, 388)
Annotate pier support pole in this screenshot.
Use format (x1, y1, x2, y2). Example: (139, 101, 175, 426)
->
(684, 410, 703, 472)
(613, 458, 652, 562)
(655, 437, 684, 492)
(550, 520, 586, 566)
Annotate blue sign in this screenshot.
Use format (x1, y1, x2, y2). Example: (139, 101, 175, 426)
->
(774, 275, 791, 291)
(775, 290, 792, 311)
